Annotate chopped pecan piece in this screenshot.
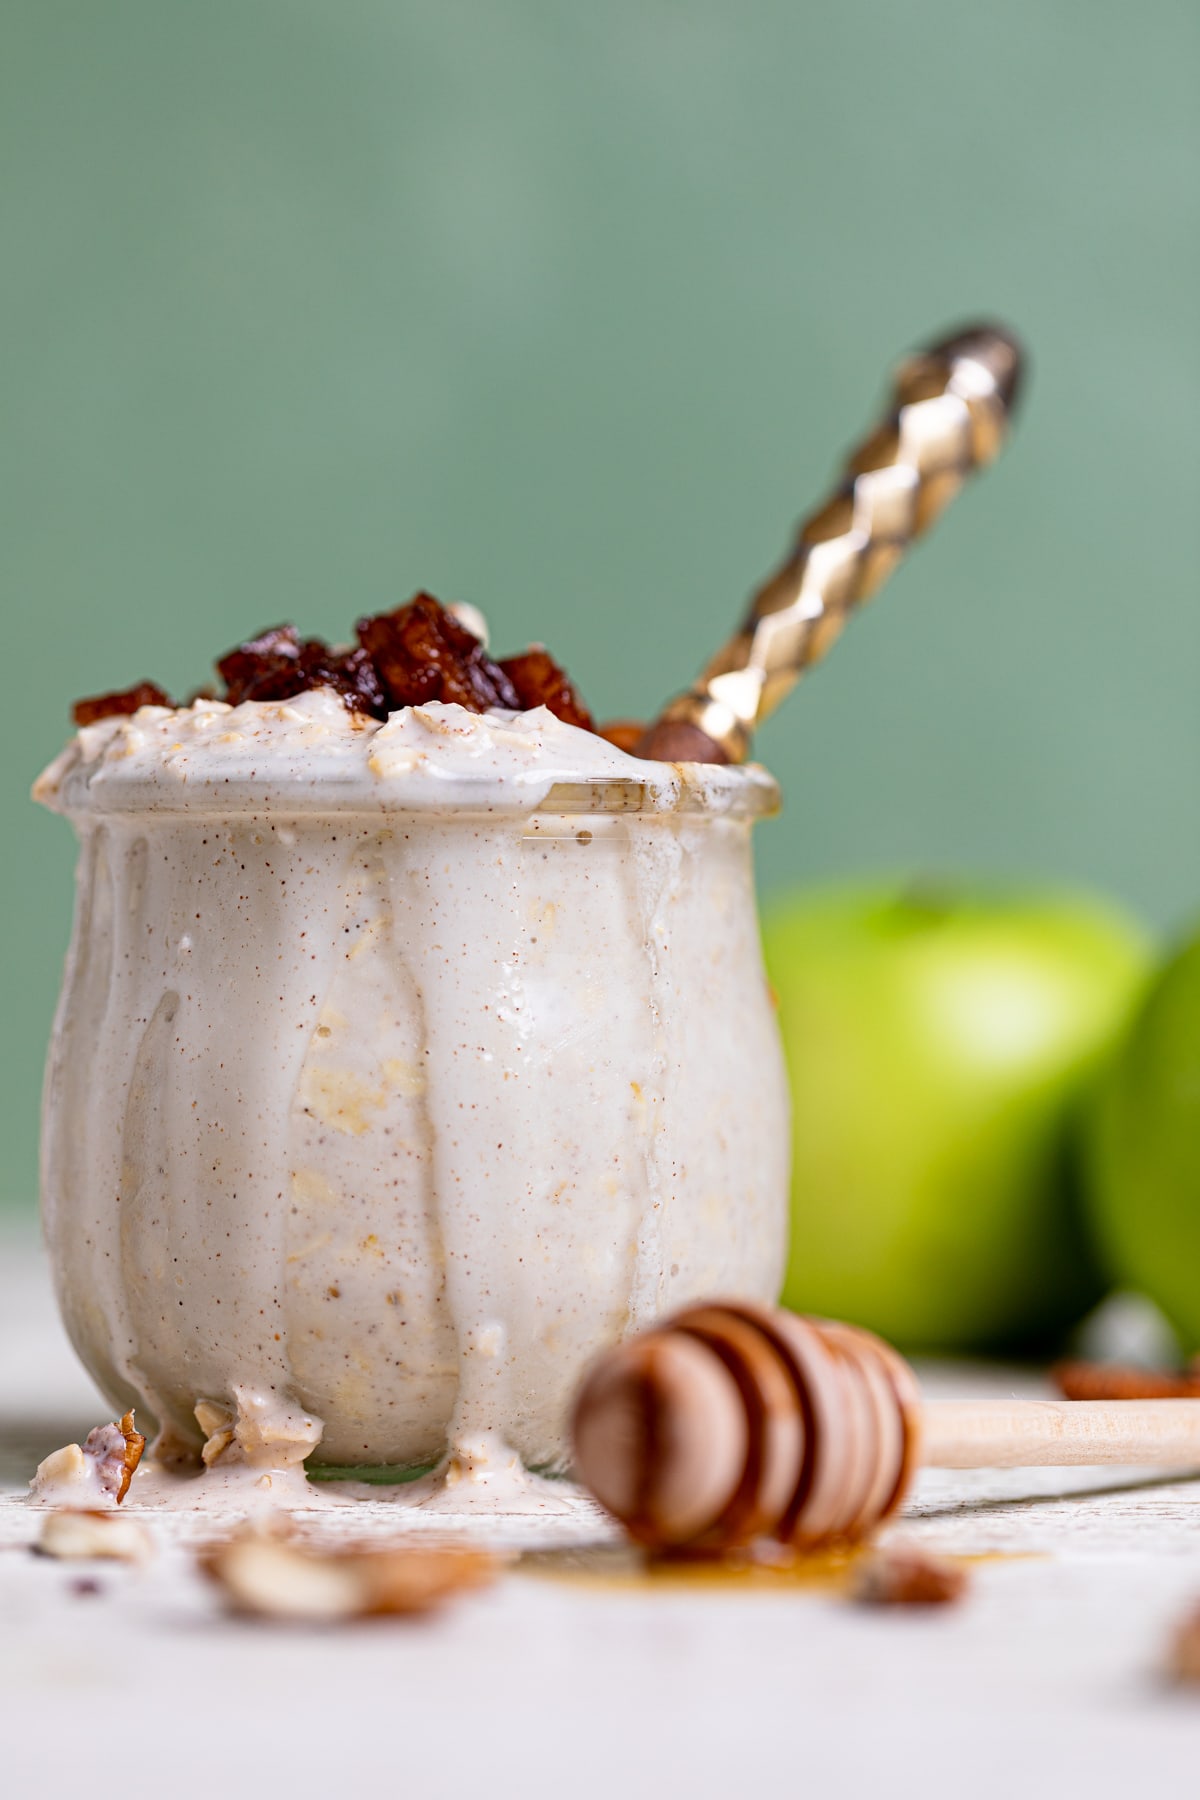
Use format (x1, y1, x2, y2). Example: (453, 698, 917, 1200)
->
(115, 1410, 145, 1503)
(1170, 1604, 1200, 1684)
(1052, 1361, 1200, 1401)
(200, 1530, 499, 1621)
(31, 1409, 146, 1506)
(38, 1509, 154, 1563)
(81, 1410, 145, 1504)
(851, 1546, 968, 1607)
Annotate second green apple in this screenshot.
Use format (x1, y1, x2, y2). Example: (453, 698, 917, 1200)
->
(762, 882, 1150, 1352)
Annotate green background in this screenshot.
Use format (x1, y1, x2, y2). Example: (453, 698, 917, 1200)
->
(2, 2, 1197, 1214)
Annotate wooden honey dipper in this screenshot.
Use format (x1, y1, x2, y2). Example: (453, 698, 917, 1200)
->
(571, 1303, 1200, 1553)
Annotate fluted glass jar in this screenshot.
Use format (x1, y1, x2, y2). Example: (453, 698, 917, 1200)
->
(36, 694, 789, 1477)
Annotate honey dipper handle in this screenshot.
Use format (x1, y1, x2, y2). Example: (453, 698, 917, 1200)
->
(639, 322, 1023, 764)
(921, 1398, 1200, 1470)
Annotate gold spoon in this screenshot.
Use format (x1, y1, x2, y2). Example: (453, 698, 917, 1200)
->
(636, 323, 1024, 764)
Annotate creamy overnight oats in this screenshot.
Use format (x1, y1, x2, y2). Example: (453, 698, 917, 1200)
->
(34, 596, 789, 1500)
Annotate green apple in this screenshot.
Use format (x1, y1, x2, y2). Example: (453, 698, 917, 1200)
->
(1084, 926, 1200, 1350)
(762, 882, 1151, 1352)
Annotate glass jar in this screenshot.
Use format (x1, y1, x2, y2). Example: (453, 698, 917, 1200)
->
(37, 700, 789, 1478)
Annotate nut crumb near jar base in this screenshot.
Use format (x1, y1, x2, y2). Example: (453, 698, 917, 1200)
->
(28, 1409, 145, 1507)
(34, 691, 788, 1507)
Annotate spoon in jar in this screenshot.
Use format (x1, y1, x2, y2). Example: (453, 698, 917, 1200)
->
(635, 322, 1024, 765)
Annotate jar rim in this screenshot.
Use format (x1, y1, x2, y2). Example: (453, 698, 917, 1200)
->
(40, 764, 780, 821)
(33, 696, 780, 821)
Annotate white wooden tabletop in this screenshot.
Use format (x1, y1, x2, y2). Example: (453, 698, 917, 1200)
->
(3, 1228, 1198, 1798)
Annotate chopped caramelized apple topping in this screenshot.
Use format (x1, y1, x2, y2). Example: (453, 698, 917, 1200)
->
(356, 593, 521, 714)
(498, 647, 594, 732)
(217, 625, 387, 717)
(72, 681, 172, 727)
(71, 594, 599, 736)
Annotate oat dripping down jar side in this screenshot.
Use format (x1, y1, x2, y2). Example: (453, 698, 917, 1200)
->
(34, 694, 789, 1475)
